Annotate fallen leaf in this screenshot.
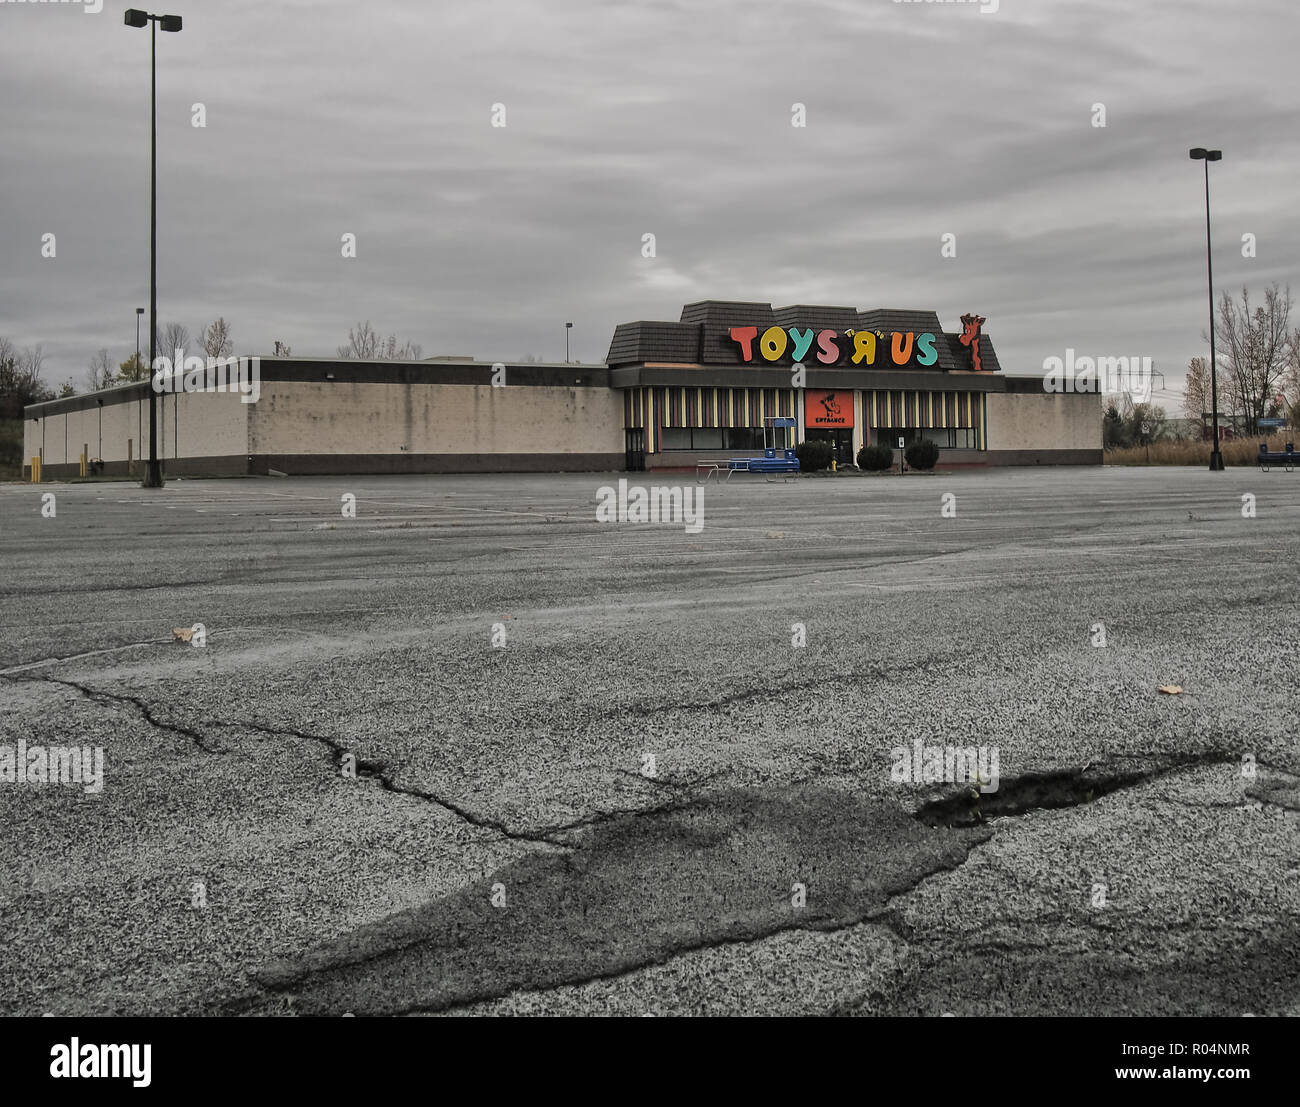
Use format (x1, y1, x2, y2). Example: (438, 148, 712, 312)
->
(1158, 684, 1183, 695)
(172, 627, 194, 643)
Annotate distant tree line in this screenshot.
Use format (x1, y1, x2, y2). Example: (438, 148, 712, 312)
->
(336, 321, 422, 360)
(5, 316, 431, 412)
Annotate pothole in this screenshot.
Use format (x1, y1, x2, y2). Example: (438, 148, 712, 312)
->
(234, 781, 991, 1016)
(915, 752, 1237, 828)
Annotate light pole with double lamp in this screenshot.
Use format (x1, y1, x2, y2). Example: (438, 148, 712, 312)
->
(1189, 147, 1224, 471)
(565, 321, 573, 364)
(124, 8, 183, 488)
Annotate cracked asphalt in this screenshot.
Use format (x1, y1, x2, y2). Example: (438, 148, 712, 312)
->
(0, 466, 1297, 1016)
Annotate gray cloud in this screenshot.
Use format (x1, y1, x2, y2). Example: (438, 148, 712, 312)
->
(2, 0, 1296, 412)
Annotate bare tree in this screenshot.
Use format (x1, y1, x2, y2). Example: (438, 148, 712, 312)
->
(23, 343, 43, 389)
(87, 348, 116, 391)
(58, 380, 77, 398)
(6, 343, 45, 395)
(0, 339, 52, 416)
(1181, 356, 1228, 423)
(338, 321, 379, 359)
(273, 340, 292, 356)
(202, 317, 234, 360)
(337, 321, 421, 360)
(1208, 284, 1292, 435)
(154, 322, 192, 364)
(1285, 328, 1300, 426)
(381, 335, 422, 360)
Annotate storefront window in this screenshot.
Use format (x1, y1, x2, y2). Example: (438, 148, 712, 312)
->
(724, 427, 764, 451)
(658, 426, 726, 450)
(874, 427, 981, 449)
(874, 428, 912, 448)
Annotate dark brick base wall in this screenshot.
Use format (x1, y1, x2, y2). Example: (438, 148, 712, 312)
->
(645, 448, 1103, 471)
(979, 449, 1103, 466)
(24, 455, 251, 480)
(249, 453, 626, 475)
(25, 453, 625, 480)
(646, 449, 745, 471)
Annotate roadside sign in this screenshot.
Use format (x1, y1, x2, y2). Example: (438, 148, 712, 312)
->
(1140, 422, 1151, 435)
(1258, 417, 1286, 428)
(898, 437, 905, 449)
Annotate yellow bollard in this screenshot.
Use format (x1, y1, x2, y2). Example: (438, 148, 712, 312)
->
(30, 456, 42, 483)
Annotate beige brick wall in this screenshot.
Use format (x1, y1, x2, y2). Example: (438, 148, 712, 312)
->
(986, 390, 1101, 451)
(24, 399, 144, 467)
(247, 381, 623, 456)
(156, 389, 250, 460)
(24, 388, 250, 468)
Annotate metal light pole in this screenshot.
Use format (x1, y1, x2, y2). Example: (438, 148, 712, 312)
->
(125, 9, 182, 488)
(1189, 147, 1224, 471)
(135, 306, 144, 375)
(565, 321, 573, 364)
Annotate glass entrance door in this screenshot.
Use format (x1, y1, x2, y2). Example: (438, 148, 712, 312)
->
(804, 428, 853, 466)
(624, 427, 645, 471)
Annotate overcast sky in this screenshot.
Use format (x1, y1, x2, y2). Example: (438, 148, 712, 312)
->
(2, 0, 1297, 408)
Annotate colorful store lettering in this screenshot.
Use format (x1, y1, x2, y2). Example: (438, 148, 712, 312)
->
(727, 326, 939, 367)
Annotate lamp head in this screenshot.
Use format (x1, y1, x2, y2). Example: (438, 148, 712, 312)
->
(160, 14, 183, 32)
(124, 9, 148, 27)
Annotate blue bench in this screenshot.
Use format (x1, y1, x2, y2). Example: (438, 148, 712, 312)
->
(1258, 442, 1296, 472)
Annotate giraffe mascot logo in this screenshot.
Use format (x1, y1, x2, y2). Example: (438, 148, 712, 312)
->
(958, 313, 987, 372)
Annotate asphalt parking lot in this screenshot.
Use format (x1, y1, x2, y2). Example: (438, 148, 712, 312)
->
(1, 465, 1298, 1016)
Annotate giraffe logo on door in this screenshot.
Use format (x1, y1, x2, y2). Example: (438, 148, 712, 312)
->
(805, 390, 853, 428)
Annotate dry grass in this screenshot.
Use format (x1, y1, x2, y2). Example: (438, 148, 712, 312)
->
(1106, 435, 1294, 466)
